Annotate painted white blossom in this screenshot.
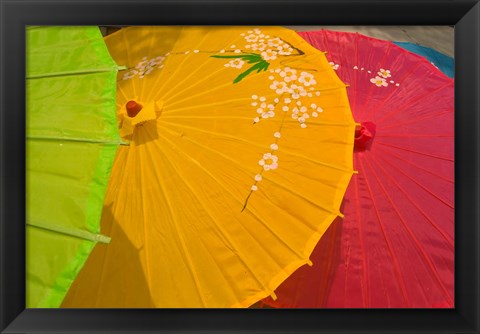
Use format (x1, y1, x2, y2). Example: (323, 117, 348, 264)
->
(224, 58, 245, 69)
(258, 153, 279, 171)
(245, 34, 259, 43)
(123, 55, 165, 80)
(270, 143, 279, 150)
(273, 131, 281, 138)
(270, 80, 289, 95)
(329, 61, 339, 70)
(278, 47, 294, 55)
(267, 37, 283, 48)
(122, 70, 138, 80)
(251, 43, 267, 52)
(279, 67, 297, 82)
(254, 174, 263, 181)
(378, 69, 391, 78)
(261, 50, 278, 61)
(298, 72, 317, 86)
(370, 76, 388, 87)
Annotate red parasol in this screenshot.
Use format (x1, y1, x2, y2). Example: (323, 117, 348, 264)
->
(262, 30, 454, 308)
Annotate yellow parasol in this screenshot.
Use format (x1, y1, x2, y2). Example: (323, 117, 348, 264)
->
(62, 26, 356, 308)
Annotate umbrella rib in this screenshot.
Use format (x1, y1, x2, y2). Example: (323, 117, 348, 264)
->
(356, 156, 411, 307)
(161, 46, 224, 102)
(116, 82, 131, 103)
(148, 28, 193, 101)
(93, 141, 137, 307)
(356, 42, 393, 121)
(375, 154, 454, 209)
(26, 136, 124, 145)
(157, 120, 354, 173)
(164, 80, 346, 112)
(368, 154, 454, 247)
(142, 29, 174, 102)
(364, 156, 454, 303)
(163, 114, 356, 128)
(26, 220, 111, 243)
(375, 134, 454, 138)
(374, 82, 453, 125)
(157, 123, 348, 216)
(137, 139, 157, 300)
(375, 142, 453, 162)
(353, 32, 359, 115)
(153, 29, 211, 101)
(158, 124, 344, 218)
(379, 110, 452, 131)
(138, 31, 157, 99)
(352, 158, 369, 307)
(122, 30, 137, 98)
(162, 76, 250, 109)
(151, 163, 209, 308)
(26, 67, 118, 79)
(161, 97, 253, 114)
(358, 60, 420, 122)
(157, 125, 329, 250)
(155, 123, 255, 175)
(374, 146, 453, 183)
(155, 131, 289, 300)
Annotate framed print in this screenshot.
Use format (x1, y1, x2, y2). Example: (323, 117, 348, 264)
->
(1, 0, 479, 333)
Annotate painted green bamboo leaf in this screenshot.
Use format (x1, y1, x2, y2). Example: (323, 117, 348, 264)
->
(233, 60, 270, 83)
(212, 52, 270, 83)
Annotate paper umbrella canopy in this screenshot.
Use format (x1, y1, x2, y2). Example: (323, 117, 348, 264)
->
(61, 26, 357, 308)
(26, 26, 121, 307)
(262, 30, 454, 308)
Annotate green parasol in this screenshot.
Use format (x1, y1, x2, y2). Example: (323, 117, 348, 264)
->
(26, 26, 122, 307)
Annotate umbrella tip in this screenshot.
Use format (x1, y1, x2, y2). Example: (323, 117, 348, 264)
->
(126, 100, 143, 118)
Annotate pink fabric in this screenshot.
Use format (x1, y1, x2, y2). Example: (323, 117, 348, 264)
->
(262, 30, 454, 308)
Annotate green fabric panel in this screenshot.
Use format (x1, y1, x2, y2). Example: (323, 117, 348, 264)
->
(26, 71, 120, 145)
(26, 26, 119, 308)
(26, 26, 117, 77)
(27, 140, 117, 234)
(26, 226, 96, 308)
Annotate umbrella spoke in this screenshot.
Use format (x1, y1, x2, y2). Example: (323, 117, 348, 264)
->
(158, 119, 354, 173)
(356, 155, 411, 307)
(374, 146, 453, 184)
(365, 156, 454, 303)
(375, 141, 453, 162)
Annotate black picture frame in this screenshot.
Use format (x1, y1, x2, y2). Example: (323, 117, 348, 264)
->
(1, 0, 479, 333)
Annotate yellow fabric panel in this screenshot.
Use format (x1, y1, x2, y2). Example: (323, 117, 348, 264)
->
(63, 26, 355, 308)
